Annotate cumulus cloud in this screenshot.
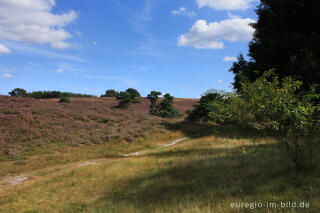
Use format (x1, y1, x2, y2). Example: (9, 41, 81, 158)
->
(217, 80, 223, 83)
(178, 17, 255, 49)
(223, 56, 237, 62)
(197, 0, 257, 10)
(0, 44, 11, 54)
(172, 7, 196, 18)
(0, 0, 77, 49)
(2, 73, 13, 78)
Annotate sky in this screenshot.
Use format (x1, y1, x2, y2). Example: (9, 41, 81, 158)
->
(0, 0, 259, 98)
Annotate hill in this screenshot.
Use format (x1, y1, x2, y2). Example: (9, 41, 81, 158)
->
(0, 96, 198, 160)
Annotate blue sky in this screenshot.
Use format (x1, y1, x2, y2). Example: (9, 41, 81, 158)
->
(0, 0, 259, 98)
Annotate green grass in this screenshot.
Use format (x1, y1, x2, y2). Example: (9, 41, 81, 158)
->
(0, 123, 319, 212)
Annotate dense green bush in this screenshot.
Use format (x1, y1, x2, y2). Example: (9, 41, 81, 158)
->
(186, 89, 226, 122)
(116, 91, 132, 109)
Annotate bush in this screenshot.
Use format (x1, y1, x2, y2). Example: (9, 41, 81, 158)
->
(59, 97, 70, 103)
(186, 89, 226, 122)
(125, 88, 140, 99)
(227, 70, 320, 170)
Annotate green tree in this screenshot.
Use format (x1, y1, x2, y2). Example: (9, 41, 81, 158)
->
(186, 89, 226, 121)
(230, 0, 320, 92)
(158, 93, 180, 118)
(9, 88, 28, 97)
(147, 91, 162, 115)
(103, 89, 118, 97)
(126, 88, 140, 99)
(116, 91, 132, 109)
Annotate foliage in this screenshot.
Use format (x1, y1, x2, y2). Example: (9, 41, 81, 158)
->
(157, 93, 180, 118)
(102, 89, 118, 97)
(230, 0, 320, 92)
(9, 88, 92, 99)
(228, 71, 320, 170)
(147, 91, 162, 115)
(125, 88, 141, 99)
(186, 89, 226, 121)
(116, 91, 132, 109)
(59, 97, 70, 103)
(8, 88, 28, 97)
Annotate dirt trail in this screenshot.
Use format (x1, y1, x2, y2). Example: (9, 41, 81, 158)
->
(0, 135, 194, 193)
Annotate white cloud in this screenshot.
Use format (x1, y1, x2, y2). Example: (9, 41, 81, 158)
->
(0, 44, 11, 54)
(178, 17, 255, 49)
(197, 0, 257, 10)
(223, 56, 237, 62)
(0, 0, 77, 49)
(172, 7, 196, 18)
(56, 68, 63, 73)
(217, 80, 223, 83)
(2, 73, 13, 78)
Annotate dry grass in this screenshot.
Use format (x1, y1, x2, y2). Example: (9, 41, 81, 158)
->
(0, 124, 319, 213)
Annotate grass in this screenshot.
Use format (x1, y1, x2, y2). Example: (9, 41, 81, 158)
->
(0, 123, 319, 212)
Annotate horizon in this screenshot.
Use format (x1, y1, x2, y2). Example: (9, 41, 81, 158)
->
(0, 0, 259, 98)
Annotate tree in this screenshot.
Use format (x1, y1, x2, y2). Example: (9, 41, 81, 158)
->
(103, 89, 118, 97)
(186, 89, 226, 121)
(158, 93, 180, 118)
(125, 88, 140, 99)
(230, 0, 320, 92)
(147, 91, 162, 115)
(116, 91, 132, 109)
(9, 88, 28, 97)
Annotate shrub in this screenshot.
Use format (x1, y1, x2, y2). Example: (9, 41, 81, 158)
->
(59, 97, 70, 103)
(186, 89, 226, 121)
(231, 70, 320, 170)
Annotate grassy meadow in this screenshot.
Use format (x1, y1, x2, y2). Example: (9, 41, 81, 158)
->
(0, 96, 319, 212)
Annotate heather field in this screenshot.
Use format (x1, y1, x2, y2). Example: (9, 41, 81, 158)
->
(0, 95, 198, 161)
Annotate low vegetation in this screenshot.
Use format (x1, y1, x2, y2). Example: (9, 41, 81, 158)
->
(9, 88, 93, 99)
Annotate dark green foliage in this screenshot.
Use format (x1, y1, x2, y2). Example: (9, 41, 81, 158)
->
(9, 89, 92, 99)
(230, 0, 320, 92)
(186, 90, 226, 121)
(147, 91, 162, 115)
(157, 93, 180, 118)
(125, 88, 140, 99)
(28, 91, 92, 99)
(9, 88, 28, 97)
(102, 89, 118, 97)
(116, 91, 132, 109)
(59, 97, 70, 103)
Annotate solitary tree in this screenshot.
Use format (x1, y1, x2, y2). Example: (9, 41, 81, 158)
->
(104, 89, 118, 97)
(116, 91, 132, 109)
(147, 91, 162, 115)
(158, 93, 180, 118)
(9, 88, 28, 97)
